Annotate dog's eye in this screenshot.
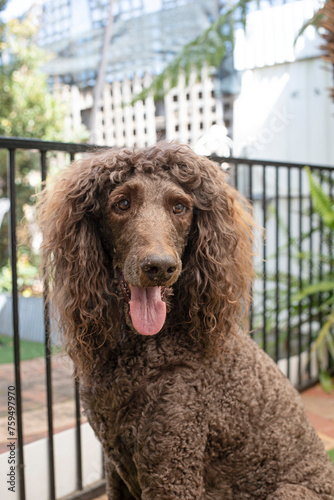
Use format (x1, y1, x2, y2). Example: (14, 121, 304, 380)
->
(173, 203, 186, 215)
(114, 199, 130, 211)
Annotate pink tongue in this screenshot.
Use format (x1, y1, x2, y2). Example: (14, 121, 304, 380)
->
(129, 286, 166, 336)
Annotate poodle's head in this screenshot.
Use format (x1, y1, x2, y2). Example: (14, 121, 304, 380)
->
(98, 166, 194, 336)
(39, 142, 256, 374)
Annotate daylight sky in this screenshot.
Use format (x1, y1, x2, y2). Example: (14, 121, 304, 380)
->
(2, 0, 42, 21)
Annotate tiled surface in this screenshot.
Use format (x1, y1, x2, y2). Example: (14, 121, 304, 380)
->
(301, 385, 334, 451)
(0, 355, 332, 500)
(0, 357, 333, 452)
(0, 354, 87, 453)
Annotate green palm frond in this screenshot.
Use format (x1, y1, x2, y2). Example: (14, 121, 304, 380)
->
(294, 11, 327, 44)
(312, 310, 334, 371)
(294, 0, 332, 42)
(295, 0, 334, 101)
(306, 167, 334, 231)
(131, 0, 254, 104)
(294, 281, 334, 302)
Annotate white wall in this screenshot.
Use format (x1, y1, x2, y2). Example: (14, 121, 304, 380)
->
(233, 58, 334, 165)
(232, 0, 334, 166)
(0, 423, 103, 500)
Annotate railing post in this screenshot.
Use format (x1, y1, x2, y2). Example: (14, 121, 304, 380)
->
(8, 148, 26, 500)
(41, 150, 56, 500)
(69, 151, 84, 492)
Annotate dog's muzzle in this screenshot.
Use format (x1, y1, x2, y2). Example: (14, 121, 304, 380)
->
(118, 271, 168, 336)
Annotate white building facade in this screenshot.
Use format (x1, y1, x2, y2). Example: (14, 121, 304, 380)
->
(232, 0, 334, 165)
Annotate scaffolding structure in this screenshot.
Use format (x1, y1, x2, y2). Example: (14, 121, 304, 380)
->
(39, 0, 219, 87)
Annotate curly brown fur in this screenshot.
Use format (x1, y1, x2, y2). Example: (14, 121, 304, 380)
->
(39, 142, 255, 376)
(39, 142, 334, 499)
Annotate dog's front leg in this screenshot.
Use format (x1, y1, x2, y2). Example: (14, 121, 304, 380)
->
(104, 455, 138, 500)
(134, 407, 207, 500)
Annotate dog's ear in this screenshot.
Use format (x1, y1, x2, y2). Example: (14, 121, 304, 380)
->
(39, 159, 116, 374)
(174, 157, 256, 350)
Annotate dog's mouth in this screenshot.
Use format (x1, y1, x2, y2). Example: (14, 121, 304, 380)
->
(119, 274, 167, 336)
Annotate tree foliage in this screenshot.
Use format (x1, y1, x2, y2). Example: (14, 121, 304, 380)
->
(0, 17, 68, 140)
(0, 14, 87, 291)
(296, 0, 334, 102)
(317, 0, 334, 102)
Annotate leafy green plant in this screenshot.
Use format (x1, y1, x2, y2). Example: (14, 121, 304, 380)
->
(250, 168, 334, 389)
(292, 168, 334, 386)
(0, 15, 88, 291)
(0, 252, 41, 297)
(328, 447, 334, 464)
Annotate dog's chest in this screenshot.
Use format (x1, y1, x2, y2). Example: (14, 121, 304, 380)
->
(81, 359, 160, 446)
(81, 364, 162, 496)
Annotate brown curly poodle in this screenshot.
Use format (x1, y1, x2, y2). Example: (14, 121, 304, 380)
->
(40, 142, 334, 499)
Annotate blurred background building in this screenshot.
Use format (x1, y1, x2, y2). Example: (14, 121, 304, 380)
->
(1, 3, 334, 498)
(35, 0, 225, 147)
(17, 0, 334, 161)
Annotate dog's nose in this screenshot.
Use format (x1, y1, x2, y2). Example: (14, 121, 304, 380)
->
(140, 254, 177, 283)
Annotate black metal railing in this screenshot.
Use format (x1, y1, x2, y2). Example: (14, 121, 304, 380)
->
(0, 136, 333, 500)
(0, 137, 104, 500)
(213, 156, 334, 389)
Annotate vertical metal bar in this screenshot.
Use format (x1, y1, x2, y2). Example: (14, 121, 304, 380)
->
(75, 376, 83, 490)
(248, 164, 254, 336)
(70, 151, 83, 491)
(318, 170, 324, 331)
(101, 448, 106, 479)
(41, 150, 56, 500)
(308, 182, 314, 380)
(248, 164, 253, 203)
(8, 148, 26, 500)
(287, 167, 292, 380)
(298, 168, 303, 387)
(234, 162, 238, 191)
(275, 166, 280, 363)
(330, 170, 333, 277)
(262, 166, 267, 352)
(329, 170, 334, 370)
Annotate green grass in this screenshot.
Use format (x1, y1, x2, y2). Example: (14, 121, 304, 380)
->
(0, 334, 61, 364)
(328, 448, 334, 465)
